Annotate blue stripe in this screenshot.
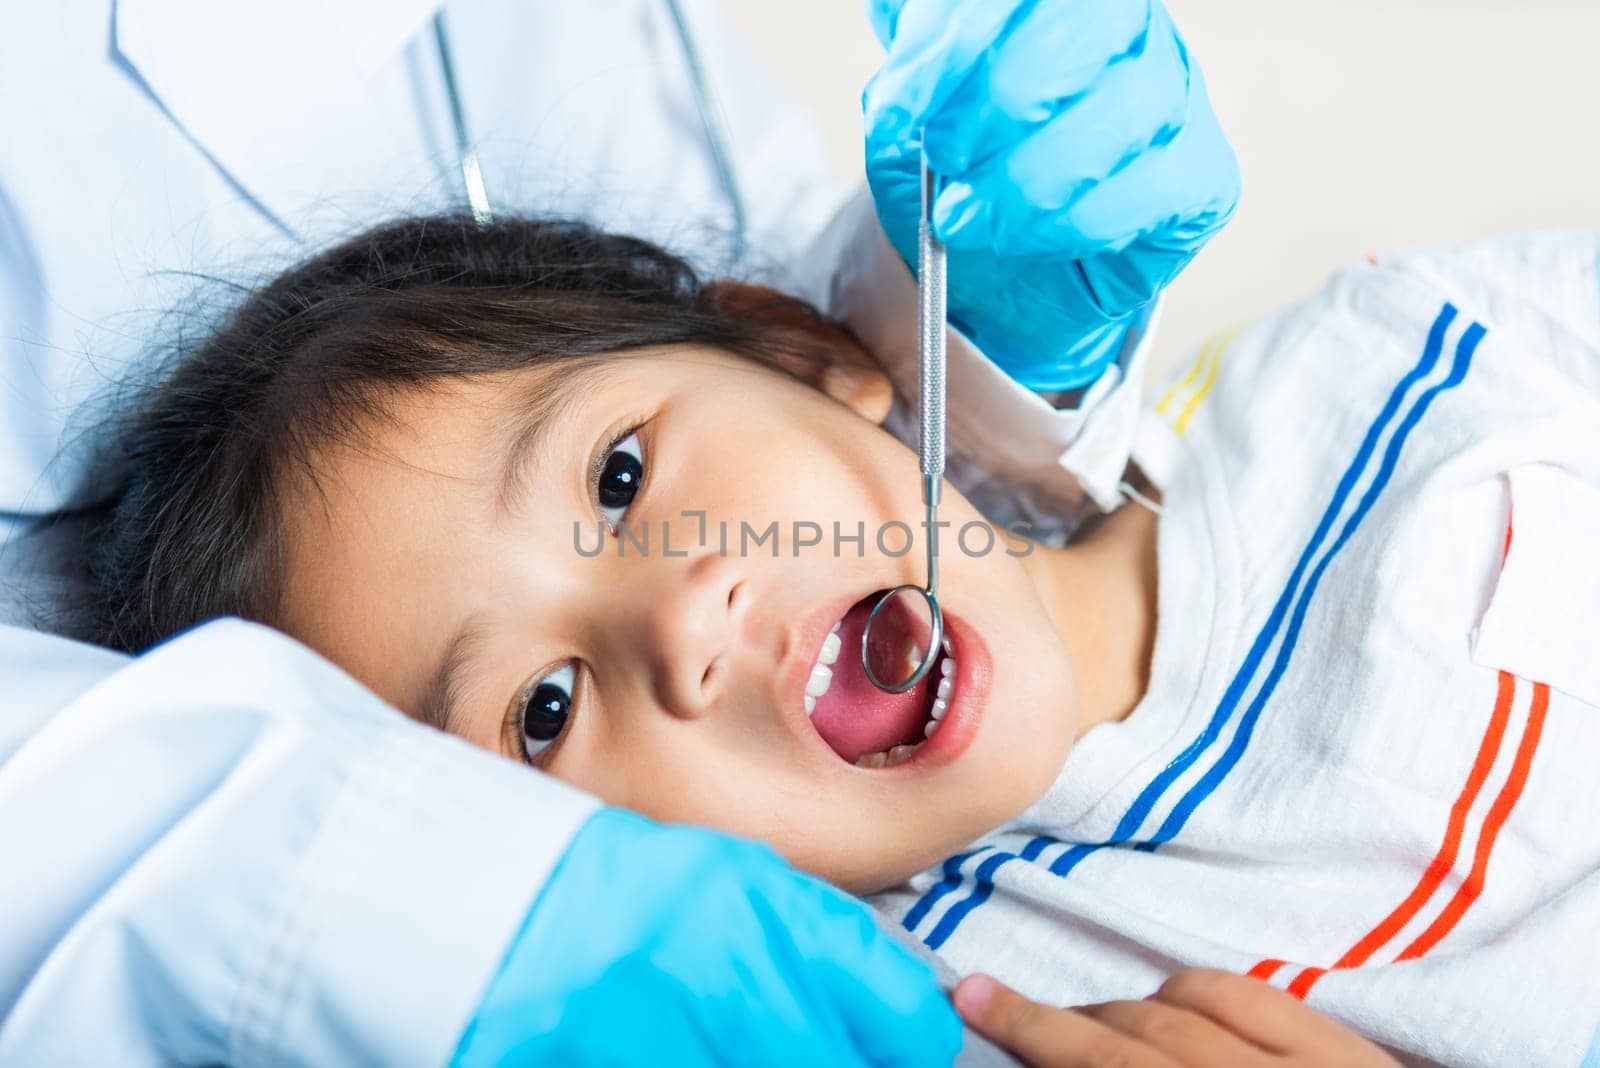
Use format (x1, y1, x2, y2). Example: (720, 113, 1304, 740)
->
(917, 837, 1055, 948)
(1047, 838, 1097, 878)
(1141, 320, 1485, 848)
(1105, 304, 1455, 844)
(900, 848, 988, 931)
(908, 303, 1463, 950)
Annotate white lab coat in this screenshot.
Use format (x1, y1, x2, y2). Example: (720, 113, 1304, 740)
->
(0, 2, 1153, 1062)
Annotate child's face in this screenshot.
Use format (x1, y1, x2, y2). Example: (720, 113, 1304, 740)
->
(277, 345, 1080, 892)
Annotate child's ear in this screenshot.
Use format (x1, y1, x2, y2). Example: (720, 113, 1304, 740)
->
(702, 281, 893, 425)
(817, 362, 893, 424)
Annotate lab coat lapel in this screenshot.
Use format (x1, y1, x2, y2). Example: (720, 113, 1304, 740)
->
(111, 0, 443, 235)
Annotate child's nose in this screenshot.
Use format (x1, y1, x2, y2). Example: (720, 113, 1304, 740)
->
(632, 552, 744, 720)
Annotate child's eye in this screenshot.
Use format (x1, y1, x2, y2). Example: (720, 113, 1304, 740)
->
(596, 430, 644, 530)
(519, 663, 576, 762)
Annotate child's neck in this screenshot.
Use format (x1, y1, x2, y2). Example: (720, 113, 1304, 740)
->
(1021, 495, 1161, 738)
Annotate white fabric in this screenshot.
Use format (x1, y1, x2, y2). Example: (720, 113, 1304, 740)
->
(876, 231, 1600, 1067)
(1471, 463, 1600, 707)
(0, 619, 598, 1066)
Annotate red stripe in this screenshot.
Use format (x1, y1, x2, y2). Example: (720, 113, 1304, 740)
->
(1251, 669, 1524, 997)
(1285, 967, 1328, 999)
(1290, 672, 1516, 994)
(1246, 959, 1287, 981)
(1395, 682, 1548, 961)
(1244, 519, 1544, 998)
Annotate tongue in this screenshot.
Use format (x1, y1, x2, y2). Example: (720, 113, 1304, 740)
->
(809, 597, 935, 763)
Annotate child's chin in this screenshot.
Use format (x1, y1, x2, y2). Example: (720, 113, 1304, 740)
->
(827, 854, 935, 898)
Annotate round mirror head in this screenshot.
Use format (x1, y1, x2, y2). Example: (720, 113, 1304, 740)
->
(860, 584, 943, 693)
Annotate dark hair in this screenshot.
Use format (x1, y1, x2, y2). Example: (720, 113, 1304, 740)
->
(77, 214, 852, 653)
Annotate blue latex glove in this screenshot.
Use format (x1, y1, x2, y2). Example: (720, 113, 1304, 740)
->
(864, 0, 1241, 391)
(452, 809, 962, 1066)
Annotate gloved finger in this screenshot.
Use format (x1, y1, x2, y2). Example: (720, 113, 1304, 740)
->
(931, 14, 1192, 253)
(778, 873, 964, 1065)
(864, 135, 924, 268)
(1048, 60, 1238, 248)
(1026, 82, 1237, 320)
(949, 253, 1132, 389)
(922, 0, 1153, 176)
(862, 0, 1018, 148)
(1076, 239, 1198, 321)
(950, 249, 1100, 338)
(1062, 150, 1235, 319)
(865, 0, 910, 48)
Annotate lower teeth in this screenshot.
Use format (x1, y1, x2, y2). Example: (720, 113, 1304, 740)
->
(856, 720, 946, 768)
(857, 743, 920, 768)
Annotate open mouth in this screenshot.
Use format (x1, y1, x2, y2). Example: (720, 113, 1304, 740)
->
(803, 592, 957, 768)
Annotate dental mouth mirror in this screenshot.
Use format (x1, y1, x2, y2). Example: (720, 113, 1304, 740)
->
(861, 146, 947, 694)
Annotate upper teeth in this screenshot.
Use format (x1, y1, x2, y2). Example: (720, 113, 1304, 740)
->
(804, 623, 842, 715)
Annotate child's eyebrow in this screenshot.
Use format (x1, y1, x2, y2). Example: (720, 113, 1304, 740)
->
(494, 358, 610, 518)
(416, 615, 487, 735)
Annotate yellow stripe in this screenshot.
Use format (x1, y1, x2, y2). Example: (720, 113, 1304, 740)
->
(1174, 327, 1241, 435)
(1156, 335, 1218, 417)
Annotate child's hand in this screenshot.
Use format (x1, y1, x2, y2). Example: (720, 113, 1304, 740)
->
(953, 969, 1400, 1067)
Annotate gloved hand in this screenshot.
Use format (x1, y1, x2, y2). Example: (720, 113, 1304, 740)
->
(451, 808, 962, 1066)
(864, 0, 1241, 391)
